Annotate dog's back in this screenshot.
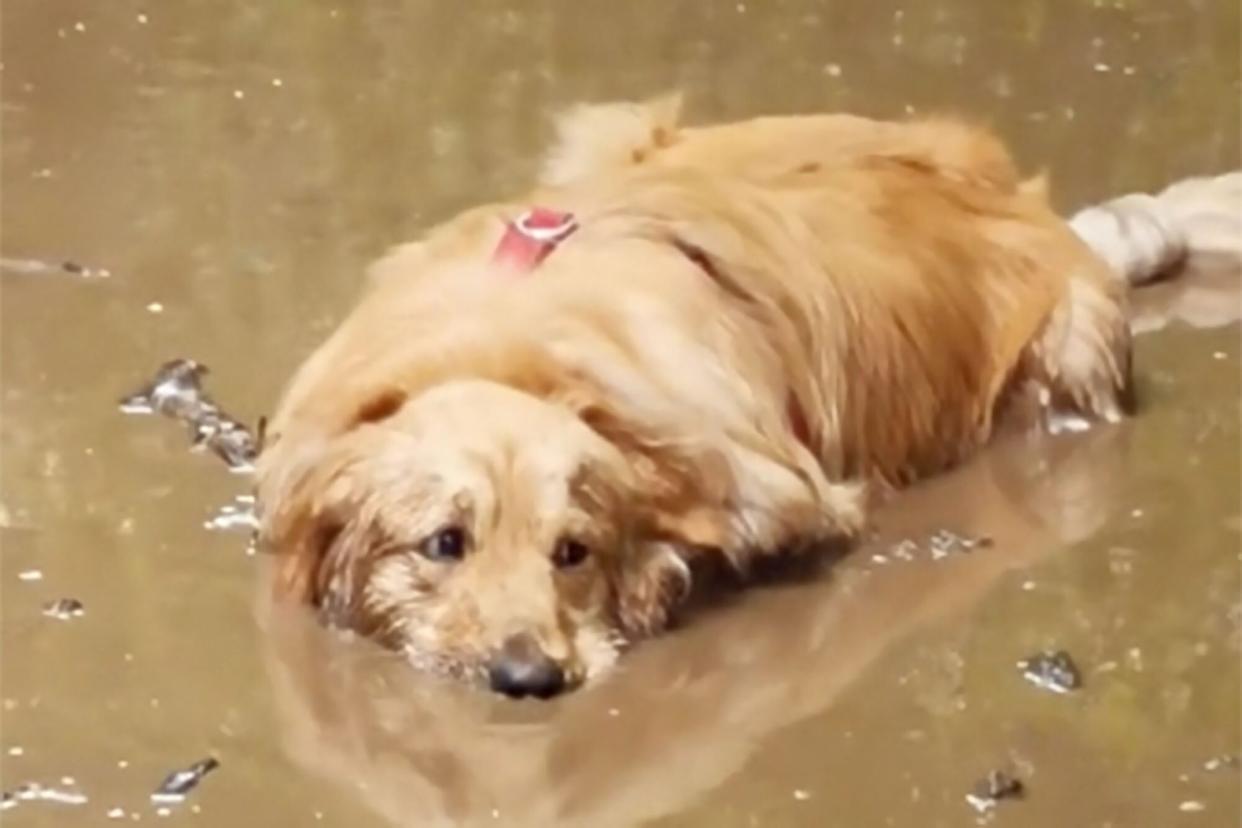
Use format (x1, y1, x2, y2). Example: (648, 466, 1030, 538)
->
(537, 100, 1130, 483)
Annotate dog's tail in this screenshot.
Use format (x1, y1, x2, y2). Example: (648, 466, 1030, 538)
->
(1069, 171, 1242, 286)
(540, 94, 683, 188)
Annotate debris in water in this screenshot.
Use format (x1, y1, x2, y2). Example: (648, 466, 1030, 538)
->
(1203, 754, 1239, 772)
(191, 412, 258, 472)
(1179, 800, 1206, 813)
(203, 494, 259, 533)
(42, 598, 85, 620)
(927, 529, 992, 559)
(1, 780, 89, 810)
(151, 757, 219, 804)
(879, 530, 992, 564)
(17, 569, 43, 582)
(0, 257, 111, 278)
(965, 770, 1024, 814)
(1018, 650, 1082, 694)
(119, 359, 260, 473)
(119, 359, 208, 417)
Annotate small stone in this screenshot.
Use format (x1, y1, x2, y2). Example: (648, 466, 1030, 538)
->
(1018, 650, 1082, 693)
(1203, 754, 1239, 772)
(151, 757, 219, 804)
(42, 598, 85, 620)
(965, 770, 1024, 813)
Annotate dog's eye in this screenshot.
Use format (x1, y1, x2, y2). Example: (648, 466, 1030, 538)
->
(552, 538, 590, 569)
(421, 526, 467, 562)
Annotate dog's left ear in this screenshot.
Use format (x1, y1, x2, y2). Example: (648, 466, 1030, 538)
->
(575, 398, 733, 552)
(569, 395, 736, 635)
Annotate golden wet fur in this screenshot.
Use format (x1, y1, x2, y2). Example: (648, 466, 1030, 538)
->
(255, 96, 1132, 689)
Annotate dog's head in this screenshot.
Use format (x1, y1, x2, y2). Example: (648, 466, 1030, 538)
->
(257, 378, 729, 697)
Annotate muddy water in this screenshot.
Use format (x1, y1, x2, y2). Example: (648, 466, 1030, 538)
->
(1, 1, 1239, 826)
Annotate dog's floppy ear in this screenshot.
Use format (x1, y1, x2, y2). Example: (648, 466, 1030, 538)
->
(256, 434, 369, 612)
(574, 397, 733, 552)
(564, 391, 736, 636)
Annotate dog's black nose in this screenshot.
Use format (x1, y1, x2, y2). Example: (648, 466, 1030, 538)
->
(487, 635, 566, 699)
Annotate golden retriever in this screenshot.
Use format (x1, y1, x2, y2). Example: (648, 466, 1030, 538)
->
(254, 95, 1229, 697)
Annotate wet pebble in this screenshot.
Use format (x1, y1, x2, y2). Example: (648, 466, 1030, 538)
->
(0, 257, 111, 278)
(1, 780, 89, 810)
(119, 359, 260, 473)
(879, 530, 992, 564)
(1203, 754, 1239, 772)
(42, 598, 85, 620)
(151, 757, 218, 804)
(119, 359, 209, 418)
(203, 494, 259, 533)
(1018, 650, 1082, 694)
(191, 413, 258, 472)
(965, 770, 1024, 814)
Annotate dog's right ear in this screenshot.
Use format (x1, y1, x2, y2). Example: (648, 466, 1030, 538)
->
(256, 436, 359, 607)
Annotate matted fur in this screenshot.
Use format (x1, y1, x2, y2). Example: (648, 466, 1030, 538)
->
(256, 98, 1137, 688)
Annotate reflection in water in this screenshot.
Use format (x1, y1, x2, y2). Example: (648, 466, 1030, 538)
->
(260, 427, 1129, 827)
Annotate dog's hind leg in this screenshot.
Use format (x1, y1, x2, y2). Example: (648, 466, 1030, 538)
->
(1027, 170, 1242, 428)
(1020, 257, 1133, 433)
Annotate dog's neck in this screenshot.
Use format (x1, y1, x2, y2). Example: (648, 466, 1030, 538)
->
(491, 207, 580, 272)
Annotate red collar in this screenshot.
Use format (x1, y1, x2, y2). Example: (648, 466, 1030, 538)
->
(492, 207, 579, 271)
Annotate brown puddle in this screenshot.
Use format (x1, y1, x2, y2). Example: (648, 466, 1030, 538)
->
(1, 1, 1239, 826)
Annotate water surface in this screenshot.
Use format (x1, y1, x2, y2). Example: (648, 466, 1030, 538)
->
(2, 1, 1239, 826)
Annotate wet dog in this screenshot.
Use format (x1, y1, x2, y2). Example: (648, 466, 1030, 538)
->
(255, 96, 1237, 697)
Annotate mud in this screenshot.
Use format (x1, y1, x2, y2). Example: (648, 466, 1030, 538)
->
(2, 1, 1238, 826)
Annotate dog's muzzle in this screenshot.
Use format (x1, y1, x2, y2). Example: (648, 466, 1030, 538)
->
(486, 633, 567, 699)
